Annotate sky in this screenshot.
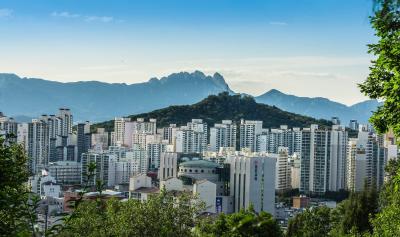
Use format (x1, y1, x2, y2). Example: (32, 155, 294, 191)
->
(0, 0, 376, 105)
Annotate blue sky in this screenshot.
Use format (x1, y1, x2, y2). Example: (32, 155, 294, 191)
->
(0, 0, 375, 104)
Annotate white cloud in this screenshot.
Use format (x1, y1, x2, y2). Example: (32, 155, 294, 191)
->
(85, 15, 114, 23)
(51, 11, 118, 23)
(51, 11, 80, 18)
(269, 21, 287, 26)
(0, 8, 13, 18)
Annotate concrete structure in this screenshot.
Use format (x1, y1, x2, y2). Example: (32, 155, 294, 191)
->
(129, 174, 158, 201)
(226, 154, 276, 215)
(349, 120, 359, 131)
(91, 128, 109, 151)
(77, 122, 91, 162)
(346, 131, 387, 191)
(159, 152, 178, 181)
(48, 161, 81, 185)
(209, 120, 237, 152)
(178, 159, 220, 183)
(58, 108, 73, 136)
(193, 180, 217, 213)
(346, 138, 367, 192)
(162, 124, 178, 145)
(124, 118, 157, 147)
(300, 125, 348, 194)
(329, 125, 348, 191)
(239, 120, 263, 152)
(112, 117, 130, 146)
(272, 147, 291, 192)
(17, 123, 29, 150)
(160, 177, 184, 191)
(81, 152, 114, 186)
(175, 128, 205, 154)
(292, 195, 310, 209)
(290, 153, 301, 189)
(29, 171, 60, 198)
(0, 115, 18, 142)
(28, 118, 49, 174)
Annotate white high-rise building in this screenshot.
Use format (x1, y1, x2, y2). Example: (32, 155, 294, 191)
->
(162, 124, 178, 145)
(147, 142, 167, 170)
(346, 131, 387, 191)
(113, 117, 131, 146)
(81, 151, 114, 186)
(187, 119, 208, 151)
(290, 153, 301, 189)
(48, 161, 81, 185)
(0, 115, 18, 142)
(349, 120, 359, 131)
(159, 152, 178, 181)
(124, 118, 157, 147)
(239, 120, 263, 152)
(272, 147, 291, 192)
(300, 125, 348, 194)
(209, 120, 237, 152)
(58, 108, 73, 136)
(126, 144, 148, 174)
(346, 138, 367, 192)
(176, 127, 205, 154)
(28, 119, 49, 174)
(329, 125, 348, 191)
(91, 128, 109, 151)
(17, 123, 29, 150)
(225, 154, 276, 215)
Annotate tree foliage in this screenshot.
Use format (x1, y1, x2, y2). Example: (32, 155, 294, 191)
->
(194, 206, 283, 237)
(330, 185, 378, 236)
(286, 206, 332, 237)
(58, 191, 204, 237)
(93, 92, 332, 132)
(0, 136, 36, 236)
(370, 159, 400, 236)
(360, 0, 400, 139)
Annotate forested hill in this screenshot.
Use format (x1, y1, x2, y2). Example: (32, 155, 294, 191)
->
(94, 92, 332, 131)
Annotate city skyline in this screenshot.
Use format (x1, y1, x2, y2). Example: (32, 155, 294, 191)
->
(0, 0, 375, 105)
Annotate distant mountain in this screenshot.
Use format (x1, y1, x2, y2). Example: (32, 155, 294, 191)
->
(94, 92, 332, 131)
(0, 72, 379, 124)
(255, 89, 380, 124)
(0, 71, 232, 122)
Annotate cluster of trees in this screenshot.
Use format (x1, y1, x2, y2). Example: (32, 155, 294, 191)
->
(286, 160, 400, 237)
(287, 185, 379, 236)
(93, 92, 332, 132)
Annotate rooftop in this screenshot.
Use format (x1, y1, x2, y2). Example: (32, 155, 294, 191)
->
(179, 160, 220, 169)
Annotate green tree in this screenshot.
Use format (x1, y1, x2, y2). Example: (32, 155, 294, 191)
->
(359, 0, 400, 139)
(194, 206, 283, 237)
(0, 135, 36, 236)
(330, 185, 378, 236)
(286, 206, 332, 237)
(359, 0, 400, 235)
(370, 160, 400, 236)
(58, 190, 203, 237)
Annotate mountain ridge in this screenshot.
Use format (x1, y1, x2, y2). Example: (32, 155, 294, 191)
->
(0, 72, 378, 124)
(255, 89, 380, 124)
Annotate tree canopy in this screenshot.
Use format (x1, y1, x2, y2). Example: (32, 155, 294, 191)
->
(360, 0, 400, 139)
(194, 206, 283, 237)
(0, 136, 34, 236)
